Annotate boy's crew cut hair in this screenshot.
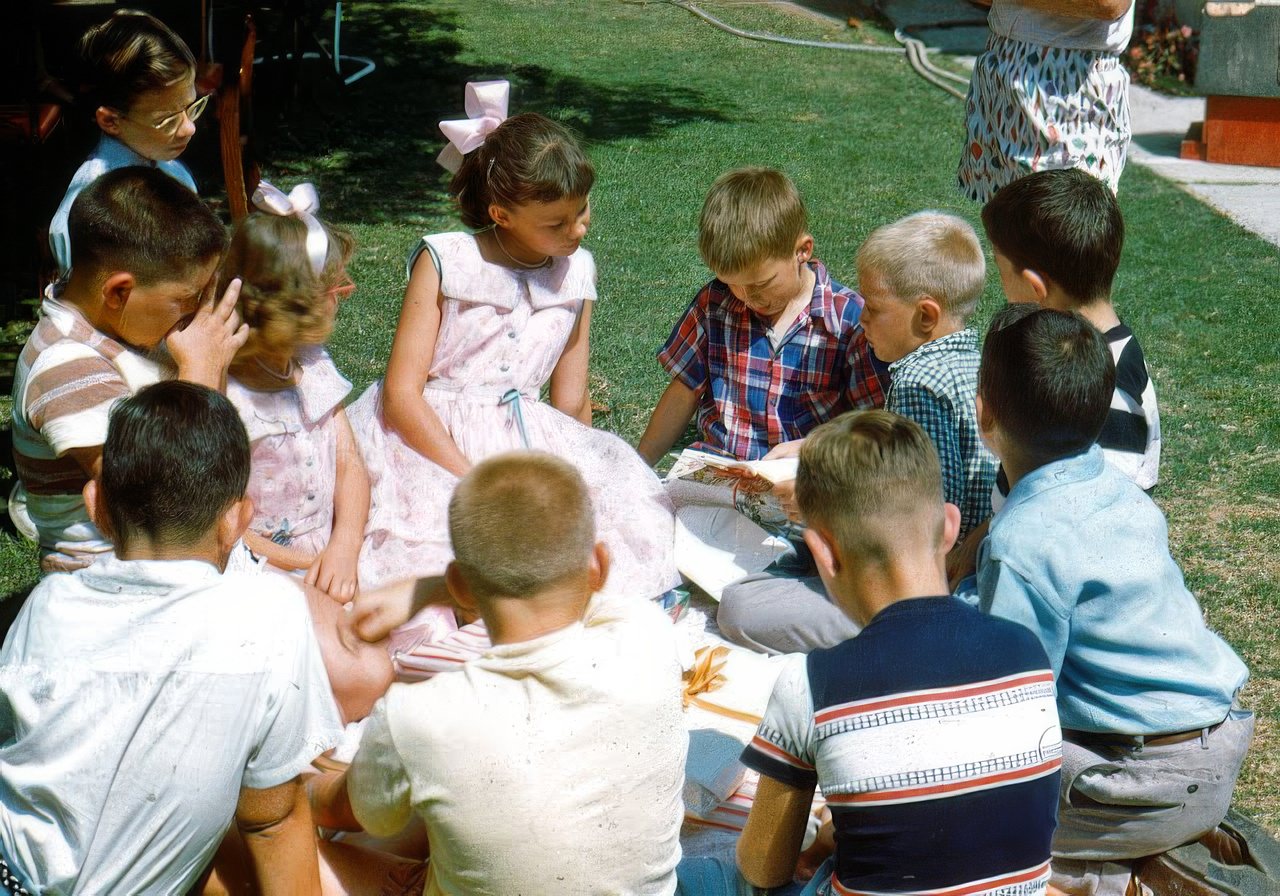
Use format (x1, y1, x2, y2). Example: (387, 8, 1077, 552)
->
(221, 211, 356, 358)
(856, 211, 986, 321)
(980, 168, 1124, 304)
(796, 409, 945, 564)
(698, 167, 807, 275)
(448, 451, 596, 597)
(980, 304, 1115, 466)
(79, 9, 196, 113)
(68, 166, 225, 285)
(450, 113, 595, 230)
(102, 381, 250, 545)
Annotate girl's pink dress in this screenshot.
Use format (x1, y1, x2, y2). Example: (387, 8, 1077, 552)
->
(227, 346, 352, 558)
(348, 232, 678, 611)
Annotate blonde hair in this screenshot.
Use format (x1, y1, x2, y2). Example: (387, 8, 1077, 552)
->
(855, 211, 985, 321)
(449, 452, 596, 597)
(221, 212, 355, 362)
(796, 410, 944, 564)
(698, 167, 807, 275)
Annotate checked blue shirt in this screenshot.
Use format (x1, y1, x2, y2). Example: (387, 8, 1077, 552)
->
(658, 260, 887, 461)
(886, 328, 995, 539)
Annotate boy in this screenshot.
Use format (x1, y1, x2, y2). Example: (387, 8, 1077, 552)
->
(734, 411, 1061, 896)
(638, 167, 886, 465)
(982, 167, 1160, 493)
(12, 166, 246, 572)
(718, 212, 996, 655)
(49, 9, 203, 274)
(970, 305, 1252, 896)
(0, 381, 342, 894)
(311, 451, 687, 896)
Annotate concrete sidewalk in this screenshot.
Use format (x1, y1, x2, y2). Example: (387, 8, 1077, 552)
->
(1128, 85, 1280, 248)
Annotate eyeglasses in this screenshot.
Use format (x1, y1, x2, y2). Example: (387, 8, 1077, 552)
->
(118, 93, 211, 137)
(326, 274, 357, 301)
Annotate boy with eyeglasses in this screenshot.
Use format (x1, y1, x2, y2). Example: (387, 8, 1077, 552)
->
(48, 9, 207, 276)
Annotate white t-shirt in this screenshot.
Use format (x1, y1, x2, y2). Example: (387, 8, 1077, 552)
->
(348, 593, 688, 896)
(988, 0, 1134, 53)
(0, 558, 342, 894)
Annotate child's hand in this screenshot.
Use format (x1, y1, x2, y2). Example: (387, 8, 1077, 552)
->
(306, 539, 360, 603)
(772, 478, 802, 523)
(168, 277, 249, 390)
(946, 517, 989, 592)
(763, 438, 805, 461)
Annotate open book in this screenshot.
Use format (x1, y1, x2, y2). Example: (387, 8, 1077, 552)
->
(665, 449, 799, 601)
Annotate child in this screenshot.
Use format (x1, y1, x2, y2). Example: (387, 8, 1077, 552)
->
(717, 211, 995, 655)
(970, 305, 1252, 896)
(49, 9, 204, 275)
(637, 166, 886, 466)
(733, 410, 1060, 896)
(309, 451, 687, 896)
(856, 211, 995, 539)
(11, 166, 246, 572)
(982, 167, 1160, 493)
(349, 80, 677, 614)
(0, 380, 342, 894)
(223, 182, 370, 603)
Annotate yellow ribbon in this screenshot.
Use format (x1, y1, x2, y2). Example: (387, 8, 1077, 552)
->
(682, 645, 763, 725)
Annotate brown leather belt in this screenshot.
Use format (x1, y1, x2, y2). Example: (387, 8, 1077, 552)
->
(1063, 720, 1224, 750)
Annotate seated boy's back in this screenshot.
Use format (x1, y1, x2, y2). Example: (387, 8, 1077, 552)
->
(332, 452, 687, 896)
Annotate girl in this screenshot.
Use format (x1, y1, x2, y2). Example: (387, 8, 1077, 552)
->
(222, 182, 371, 603)
(350, 81, 678, 636)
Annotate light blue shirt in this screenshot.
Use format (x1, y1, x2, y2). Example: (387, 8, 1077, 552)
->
(973, 445, 1247, 734)
(48, 135, 197, 275)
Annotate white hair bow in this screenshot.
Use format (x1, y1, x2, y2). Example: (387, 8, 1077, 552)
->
(436, 79, 510, 173)
(251, 180, 329, 277)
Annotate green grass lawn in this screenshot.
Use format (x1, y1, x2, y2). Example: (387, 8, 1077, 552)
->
(3, 0, 1277, 830)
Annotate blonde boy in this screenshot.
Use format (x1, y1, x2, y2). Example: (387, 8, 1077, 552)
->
(856, 211, 995, 539)
(638, 167, 885, 465)
(311, 452, 687, 896)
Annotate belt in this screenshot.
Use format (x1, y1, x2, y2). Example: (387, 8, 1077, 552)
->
(1063, 719, 1224, 751)
(0, 857, 31, 895)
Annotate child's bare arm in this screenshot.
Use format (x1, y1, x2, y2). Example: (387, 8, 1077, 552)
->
(382, 251, 470, 477)
(637, 378, 698, 466)
(736, 774, 817, 889)
(235, 777, 322, 896)
(350, 575, 451, 642)
(947, 516, 989, 592)
(308, 769, 362, 832)
(167, 278, 249, 391)
(548, 302, 593, 426)
(306, 407, 369, 602)
(242, 531, 316, 572)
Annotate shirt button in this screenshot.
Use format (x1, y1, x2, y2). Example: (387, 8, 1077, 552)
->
(500, 364, 510, 372)
(307, 493, 316, 501)
(508, 330, 517, 339)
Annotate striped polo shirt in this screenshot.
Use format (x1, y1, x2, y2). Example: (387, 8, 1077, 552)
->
(742, 597, 1061, 896)
(11, 297, 164, 562)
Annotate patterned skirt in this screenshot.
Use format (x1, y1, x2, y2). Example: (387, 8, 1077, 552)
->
(958, 33, 1131, 203)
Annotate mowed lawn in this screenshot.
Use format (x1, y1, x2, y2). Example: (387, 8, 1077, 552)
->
(2, 0, 1277, 830)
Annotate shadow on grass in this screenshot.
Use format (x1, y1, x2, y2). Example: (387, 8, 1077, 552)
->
(240, 3, 729, 228)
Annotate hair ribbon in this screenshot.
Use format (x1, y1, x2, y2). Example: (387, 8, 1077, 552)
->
(436, 79, 510, 173)
(251, 180, 328, 277)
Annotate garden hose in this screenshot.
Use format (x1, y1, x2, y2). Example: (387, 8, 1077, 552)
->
(657, 0, 973, 101)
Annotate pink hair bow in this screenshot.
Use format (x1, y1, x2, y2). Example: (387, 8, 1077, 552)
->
(251, 180, 329, 277)
(436, 79, 510, 173)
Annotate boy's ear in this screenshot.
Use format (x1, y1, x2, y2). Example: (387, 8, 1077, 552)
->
(101, 271, 136, 311)
(916, 295, 942, 335)
(95, 106, 124, 137)
(1021, 268, 1049, 304)
(794, 234, 814, 263)
(588, 542, 611, 594)
(217, 497, 253, 556)
(445, 562, 479, 615)
(82, 478, 113, 540)
(802, 523, 841, 583)
(940, 502, 962, 555)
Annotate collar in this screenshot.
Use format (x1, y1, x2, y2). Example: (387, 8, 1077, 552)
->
(95, 134, 159, 169)
(1004, 445, 1105, 511)
(724, 259, 842, 338)
(861, 595, 963, 630)
(78, 556, 222, 596)
(888, 328, 978, 374)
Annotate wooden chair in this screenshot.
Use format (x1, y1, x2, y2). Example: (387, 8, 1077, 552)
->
(197, 2, 260, 219)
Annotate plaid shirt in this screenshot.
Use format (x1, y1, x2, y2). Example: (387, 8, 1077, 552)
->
(886, 328, 996, 539)
(658, 260, 888, 461)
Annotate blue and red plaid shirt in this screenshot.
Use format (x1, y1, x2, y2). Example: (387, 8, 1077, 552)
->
(658, 260, 889, 461)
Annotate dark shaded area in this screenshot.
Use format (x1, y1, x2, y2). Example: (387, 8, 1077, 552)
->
(795, 0, 990, 54)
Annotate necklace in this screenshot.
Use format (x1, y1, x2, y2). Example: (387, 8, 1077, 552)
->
(492, 228, 551, 270)
(255, 356, 296, 382)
